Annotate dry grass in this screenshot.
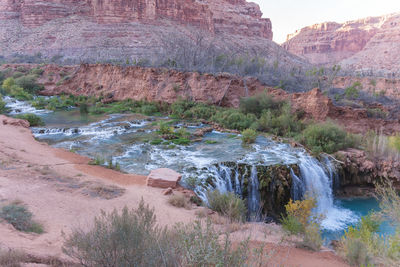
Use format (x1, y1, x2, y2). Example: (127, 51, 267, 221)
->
(0, 248, 28, 267)
(168, 193, 192, 210)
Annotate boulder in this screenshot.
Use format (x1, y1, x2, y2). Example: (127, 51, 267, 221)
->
(147, 168, 182, 189)
(1, 116, 30, 128)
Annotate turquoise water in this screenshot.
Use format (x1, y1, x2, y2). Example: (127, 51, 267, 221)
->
(323, 197, 396, 244)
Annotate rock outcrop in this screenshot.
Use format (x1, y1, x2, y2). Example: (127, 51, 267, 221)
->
(283, 13, 400, 73)
(1, 115, 30, 128)
(0, 0, 277, 62)
(336, 149, 400, 196)
(147, 168, 182, 188)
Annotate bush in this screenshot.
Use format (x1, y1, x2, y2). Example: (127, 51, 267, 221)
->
(0, 203, 44, 234)
(173, 220, 250, 266)
(158, 121, 174, 135)
(302, 223, 323, 251)
(281, 197, 323, 251)
(281, 214, 304, 235)
(0, 95, 7, 114)
(15, 114, 44, 127)
(140, 104, 159, 116)
(341, 237, 371, 266)
(30, 68, 44, 76)
(184, 176, 201, 190)
(206, 190, 247, 222)
(389, 135, 400, 153)
(15, 75, 42, 94)
(168, 194, 191, 209)
(63, 200, 253, 266)
(63, 200, 178, 267)
(0, 248, 28, 267)
(240, 92, 283, 117)
(300, 121, 352, 154)
(345, 82, 362, 99)
(241, 128, 257, 144)
(212, 110, 257, 131)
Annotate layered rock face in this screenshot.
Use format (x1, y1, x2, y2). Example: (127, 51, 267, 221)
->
(0, 0, 274, 61)
(283, 13, 400, 73)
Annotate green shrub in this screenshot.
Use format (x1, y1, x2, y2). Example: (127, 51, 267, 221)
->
(150, 139, 163, 145)
(171, 138, 191, 146)
(206, 190, 247, 222)
(185, 103, 217, 120)
(345, 82, 362, 99)
(30, 68, 44, 76)
(158, 121, 174, 135)
(281, 214, 304, 235)
(173, 220, 250, 266)
(140, 104, 159, 116)
(240, 92, 283, 117)
(171, 99, 195, 118)
(0, 203, 44, 234)
(88, 156, 105, 166)
(367, 108, 388, 119)
(2, 77, 16, 93)
(184, 176, 201, 190)
(389, 135, 400, 153)
(302, 223, 323, 251)
(212, 110, 256, 131)
(0, 95, 7, 114)
(342, 237, 371, 266)
(241, 128, 257, 144)
(15, 75, 42, 94)
(300, 121, 352, 154)
(15, 113, 44, 126)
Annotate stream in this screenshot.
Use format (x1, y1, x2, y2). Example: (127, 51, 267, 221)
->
(4, 97, 393, 244)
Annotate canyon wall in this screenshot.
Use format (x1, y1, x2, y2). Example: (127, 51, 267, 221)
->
(0, 0, 278, 62)
(283, 13, 400, 73)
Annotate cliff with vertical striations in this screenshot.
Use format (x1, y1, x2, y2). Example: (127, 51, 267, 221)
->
(0, 0, 276, 62)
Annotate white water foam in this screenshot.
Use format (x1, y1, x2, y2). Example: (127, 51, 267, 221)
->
(4, 96, 52, 115)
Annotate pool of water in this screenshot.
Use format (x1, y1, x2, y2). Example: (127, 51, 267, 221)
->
(323, 197, 395, 244)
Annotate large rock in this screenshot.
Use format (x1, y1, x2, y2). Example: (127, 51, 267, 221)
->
(147, 168, 182, 189)
(283, 12, 400, 73)
(1, 115, 30, 128)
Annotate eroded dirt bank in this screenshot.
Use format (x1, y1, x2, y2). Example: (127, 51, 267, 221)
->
(0, 115, 349, 266)
(3, 63, 400, 135)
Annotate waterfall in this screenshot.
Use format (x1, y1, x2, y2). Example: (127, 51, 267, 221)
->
(248, 165, 261, 221)
(296, 155, 357, 231)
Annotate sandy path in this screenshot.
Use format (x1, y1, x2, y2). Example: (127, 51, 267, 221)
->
(0, 115, 349, 266)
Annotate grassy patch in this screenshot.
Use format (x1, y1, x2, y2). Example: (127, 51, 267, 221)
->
(206, 190, 247, 222)
(0, 202, 44, 234)
(15, 113, 44, 126)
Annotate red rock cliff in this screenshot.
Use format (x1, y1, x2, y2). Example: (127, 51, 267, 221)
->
(282, 13, 400, 73)
(0, 0, 272, 39)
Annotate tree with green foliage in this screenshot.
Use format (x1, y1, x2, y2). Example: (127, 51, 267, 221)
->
(300, 121, 352, 154)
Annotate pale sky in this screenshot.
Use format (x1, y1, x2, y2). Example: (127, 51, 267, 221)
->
(252, 0, 400, 43)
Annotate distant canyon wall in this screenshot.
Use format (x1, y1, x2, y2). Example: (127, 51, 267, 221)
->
(283, 13, 400, 73)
